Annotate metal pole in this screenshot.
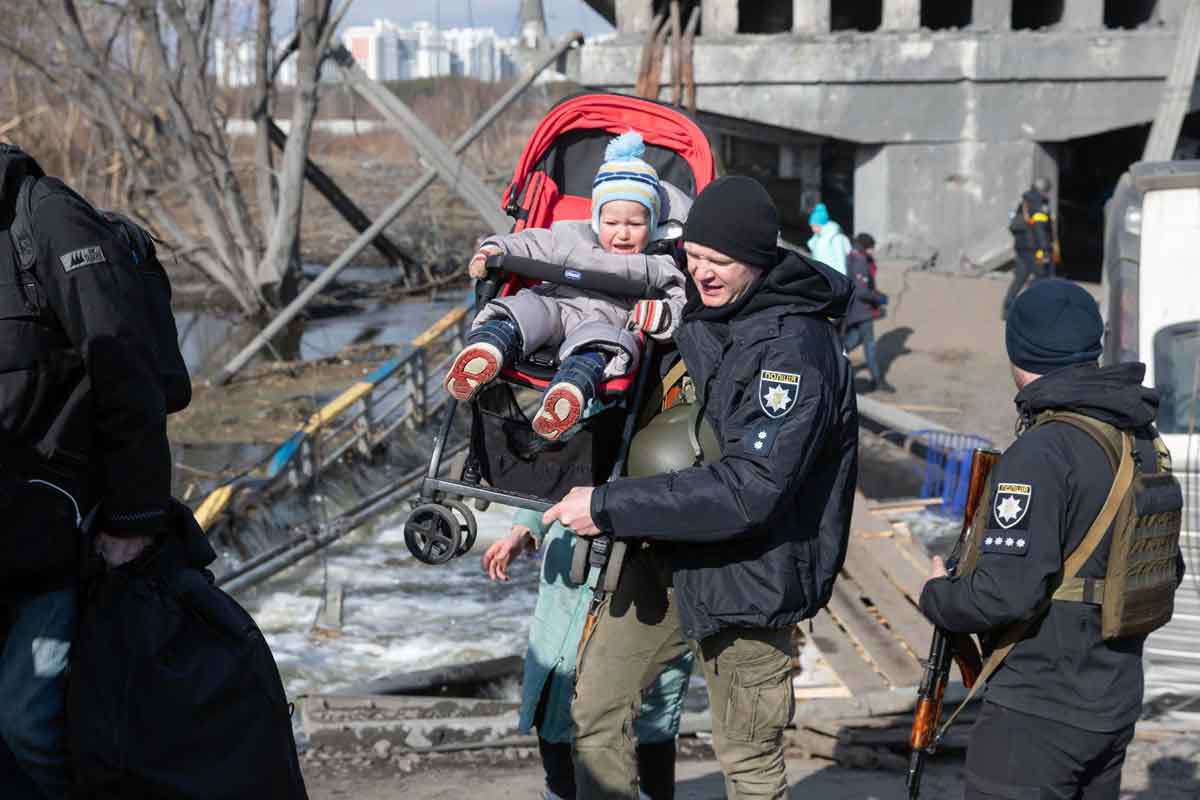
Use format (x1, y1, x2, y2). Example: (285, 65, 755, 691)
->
(211, 32, 584, 386)
(330, 46, 512, 233)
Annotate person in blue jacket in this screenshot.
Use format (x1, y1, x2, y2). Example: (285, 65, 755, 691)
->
(483, 510, 693, 800)
(806, 202, 851, 275)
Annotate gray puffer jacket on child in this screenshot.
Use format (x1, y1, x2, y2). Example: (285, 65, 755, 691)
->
(475, 183, 691, 379)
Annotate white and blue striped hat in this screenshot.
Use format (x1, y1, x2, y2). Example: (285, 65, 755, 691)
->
(591, 130, 660, 235)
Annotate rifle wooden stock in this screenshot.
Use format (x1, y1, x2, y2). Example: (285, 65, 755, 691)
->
(957, 448, 1001, 555)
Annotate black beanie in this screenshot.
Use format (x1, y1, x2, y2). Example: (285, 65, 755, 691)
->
(683, 175, 779, 269)
(1005, 279, 1103, 374)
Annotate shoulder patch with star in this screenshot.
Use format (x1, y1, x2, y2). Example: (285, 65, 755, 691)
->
(759, 369, 800, 418)
(988, 482, 1032, 532)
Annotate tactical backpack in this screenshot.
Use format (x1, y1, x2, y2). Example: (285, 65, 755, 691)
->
(8, 177, 191, 414)
(1036, 411, 1182, 639)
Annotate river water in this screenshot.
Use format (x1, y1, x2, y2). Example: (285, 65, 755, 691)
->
(234, 487, 960, 698)
(237, 503, 537, 697)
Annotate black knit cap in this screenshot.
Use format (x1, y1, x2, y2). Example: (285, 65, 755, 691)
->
(1006, 279, 1104, 374)
(683, 175, 779, 269)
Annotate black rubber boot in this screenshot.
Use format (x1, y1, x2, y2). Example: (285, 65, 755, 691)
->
(636, 738, 677, 800)
(537, 737, 576, 800)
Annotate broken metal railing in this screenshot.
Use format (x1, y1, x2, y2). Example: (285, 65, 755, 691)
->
(193, 298, 472, 534)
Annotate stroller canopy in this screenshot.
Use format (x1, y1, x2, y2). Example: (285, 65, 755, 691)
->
(501, 93, 716, 232)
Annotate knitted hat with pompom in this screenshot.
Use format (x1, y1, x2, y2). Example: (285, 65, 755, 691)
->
(591, 130, 661, 235)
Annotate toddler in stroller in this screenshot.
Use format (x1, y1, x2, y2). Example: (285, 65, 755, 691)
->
(443, 130, 687, 441)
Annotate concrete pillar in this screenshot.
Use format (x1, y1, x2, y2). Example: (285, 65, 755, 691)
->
(972, 0, 1012, 32)
(615, 0, 655, 34)
(881, 0, 921, 31)
(793, 0, 831, 34)
(854, 140, 1047, 270)
(798, 144, 822, 219)
(1061, 0, 1104, 29)
(701, 0, 739, 36)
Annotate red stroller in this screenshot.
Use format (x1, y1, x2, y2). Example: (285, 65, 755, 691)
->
(403, 92, 715, 566)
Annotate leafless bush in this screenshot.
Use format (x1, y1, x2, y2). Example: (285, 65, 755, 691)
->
(0, 0, 342, 315)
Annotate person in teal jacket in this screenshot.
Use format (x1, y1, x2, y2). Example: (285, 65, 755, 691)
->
(484, 508, 693, 800)
(807, 202, 851, 275)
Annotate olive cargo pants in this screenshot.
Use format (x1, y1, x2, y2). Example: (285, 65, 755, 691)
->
(571, 547, 794, 799)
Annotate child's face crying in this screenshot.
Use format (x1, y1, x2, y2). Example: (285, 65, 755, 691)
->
(597, 200, 651, 255)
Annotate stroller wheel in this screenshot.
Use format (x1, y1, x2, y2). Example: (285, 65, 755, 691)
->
(443, 499, 479, 556)
(404, 504, 462, 565)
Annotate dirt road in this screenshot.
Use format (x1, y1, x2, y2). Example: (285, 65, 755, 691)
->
(859, 264, 1104, 451)
(299, 723, 1199, 799)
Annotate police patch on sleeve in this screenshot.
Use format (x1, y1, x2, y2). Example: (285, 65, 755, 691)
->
(759, 370, 800, 418)
(989, 482, 1032, 531)
(59, 245, 106, 273)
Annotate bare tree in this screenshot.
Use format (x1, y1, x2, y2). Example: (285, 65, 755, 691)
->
(0, 0, 343, 315)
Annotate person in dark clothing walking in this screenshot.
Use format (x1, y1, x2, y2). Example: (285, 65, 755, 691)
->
(920, 279, 1185, 799)
(843, 233, 891, 393)
(1002, 177, 1056, 319)
(0, 144, 173, 798)
(543, 176, 859, 799)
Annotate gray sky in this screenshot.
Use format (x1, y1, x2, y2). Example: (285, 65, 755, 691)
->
(333, 0, 612, 36)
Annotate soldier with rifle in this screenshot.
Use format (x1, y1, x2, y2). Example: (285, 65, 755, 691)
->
(918, 280, 1185, 799)
(543, 176, 859, 800)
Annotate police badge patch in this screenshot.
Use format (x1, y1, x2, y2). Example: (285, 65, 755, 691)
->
(759, 370, 800, 418)
(990, 482, 1032, 531)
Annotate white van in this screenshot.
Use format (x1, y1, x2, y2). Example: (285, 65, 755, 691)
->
(1102, 160, 1200, 700)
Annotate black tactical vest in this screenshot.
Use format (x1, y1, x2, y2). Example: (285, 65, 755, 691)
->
(0, 203, 86, 477)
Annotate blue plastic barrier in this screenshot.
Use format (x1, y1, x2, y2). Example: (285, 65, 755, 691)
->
(914, 430, 994, 518)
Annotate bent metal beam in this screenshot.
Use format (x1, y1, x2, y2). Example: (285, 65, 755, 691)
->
(212, 31, 584, 387)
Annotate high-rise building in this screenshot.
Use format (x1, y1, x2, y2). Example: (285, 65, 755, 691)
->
(340, 19, 518, 83)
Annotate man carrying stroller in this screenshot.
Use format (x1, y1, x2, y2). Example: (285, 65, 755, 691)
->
(545, 176, 859, 799)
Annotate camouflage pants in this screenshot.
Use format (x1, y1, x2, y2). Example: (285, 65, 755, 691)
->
(571, 547, 794, 800)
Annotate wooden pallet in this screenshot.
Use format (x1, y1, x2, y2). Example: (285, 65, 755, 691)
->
(804, 493, 941, 695)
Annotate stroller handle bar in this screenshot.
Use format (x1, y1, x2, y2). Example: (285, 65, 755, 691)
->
(485, 254, 665, 300)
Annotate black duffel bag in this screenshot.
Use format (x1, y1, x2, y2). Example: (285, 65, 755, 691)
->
(68, 500, 308, 799)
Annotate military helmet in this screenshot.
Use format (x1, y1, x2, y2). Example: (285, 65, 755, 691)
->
(626, 402, 720, 477)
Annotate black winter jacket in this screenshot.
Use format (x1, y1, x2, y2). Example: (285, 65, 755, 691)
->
(1012, 189, 1053, 256)
(920, 363, 1184, 732)
(1, 148, 169, 577)
(592, 249, 859, 640)
(844, 249, 885, 328)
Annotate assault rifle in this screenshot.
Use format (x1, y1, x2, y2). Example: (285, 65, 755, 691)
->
(906, 447, 1000, 799)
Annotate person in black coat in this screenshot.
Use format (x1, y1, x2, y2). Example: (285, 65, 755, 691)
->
(543, 176, 859, 799)
(1002, 177, 1056, 319)
(843, 233, 892, 393)
(0, 144, 171, 798)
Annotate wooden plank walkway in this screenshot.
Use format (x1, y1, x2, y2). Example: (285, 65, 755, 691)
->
(802, 492, 942, 696)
